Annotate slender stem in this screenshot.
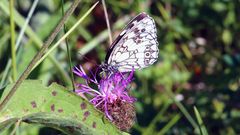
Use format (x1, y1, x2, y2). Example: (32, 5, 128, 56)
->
(101, 0, 112, 44)
(165, 86, 198, 130)
(143, 103, 170, 135)
(1, 0, 39, 87)
(77, 14, 129, 56)
(32, 2, 99, 71)
(194, 106, 209, 135)
(157, 114, 181, 135)
(0, 1, 71, 87)
(61, 0, 75, 91)
(0, 0, 82, 111)
(15, 0, 39, 49)
(9, 0, 17, 81)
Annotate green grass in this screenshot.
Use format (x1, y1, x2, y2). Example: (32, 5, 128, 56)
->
(0, 0, 240, 134)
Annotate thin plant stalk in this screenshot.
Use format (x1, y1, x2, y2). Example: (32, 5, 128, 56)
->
(194, 106, 209, 135)
(157, 114, 181, 135)
(0, 0, 39, 87)
(0, 1, 71, 87)
(77, 16, 129, 56)
(0, 0, 82, 112)
(9, 0, 17, 81)
(165, 85, 198, 130)
(143, 102, 170, 135)
(32, 2, 99, 71)
(61, 0, 75, 91)
(15, 0, 39, 49)
(101, 0, 112, 44)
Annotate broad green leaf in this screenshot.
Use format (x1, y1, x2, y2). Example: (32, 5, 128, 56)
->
(0, 80, 125, 135)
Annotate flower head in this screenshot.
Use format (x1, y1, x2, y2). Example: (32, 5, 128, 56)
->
(73, 65, 136, 131)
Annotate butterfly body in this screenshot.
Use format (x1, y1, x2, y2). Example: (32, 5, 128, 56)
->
(101, 12, 159, 73)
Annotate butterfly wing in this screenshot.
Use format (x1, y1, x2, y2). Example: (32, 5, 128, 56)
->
(105, 12, 159, 72)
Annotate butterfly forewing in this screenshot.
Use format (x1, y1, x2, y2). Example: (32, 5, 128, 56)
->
(105, 12, 159, 72)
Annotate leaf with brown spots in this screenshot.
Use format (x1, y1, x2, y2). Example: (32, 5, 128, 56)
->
(0, 80, 128, 135)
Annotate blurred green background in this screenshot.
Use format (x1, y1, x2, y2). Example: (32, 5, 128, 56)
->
(1, 0, 240, 134)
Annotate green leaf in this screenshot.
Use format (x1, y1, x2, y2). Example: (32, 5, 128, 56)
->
(212, 2, 227, 12)
(194, 106, 208, 135)
(222, 29, 232, 46)
(0, 80, 125, 135)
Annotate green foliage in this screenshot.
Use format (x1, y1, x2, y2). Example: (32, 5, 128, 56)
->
(194, 106, 208, 135)
(0, 80, 123, 135)
(0, 0, 240, 134)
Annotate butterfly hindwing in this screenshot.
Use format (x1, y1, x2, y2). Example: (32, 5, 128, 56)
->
(105, 12, 159, 72)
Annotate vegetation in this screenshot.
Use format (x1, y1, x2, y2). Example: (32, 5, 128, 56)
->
(0, 0, 240, 134)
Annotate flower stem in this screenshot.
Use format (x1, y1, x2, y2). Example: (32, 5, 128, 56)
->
(101, 0, 112, 44)
(165, 86, 198, 130)
(61, 0, 75, 91)
(32, 2, 99, 71)
(9, 0, 17, 81)
(0, 0, 82, 112)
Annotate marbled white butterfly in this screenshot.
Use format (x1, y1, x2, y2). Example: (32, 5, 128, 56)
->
(100, 12, 159, 73)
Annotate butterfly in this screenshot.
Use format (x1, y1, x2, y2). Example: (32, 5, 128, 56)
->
(100, 12, 159, 74)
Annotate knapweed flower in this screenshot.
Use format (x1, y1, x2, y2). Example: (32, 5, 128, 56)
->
(73, 65, 136, 131)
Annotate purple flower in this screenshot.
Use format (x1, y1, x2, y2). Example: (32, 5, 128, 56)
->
(73, 65, 136, 121)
